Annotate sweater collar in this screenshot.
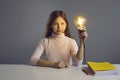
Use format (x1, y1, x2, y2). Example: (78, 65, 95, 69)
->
(52, 33, 65, 38)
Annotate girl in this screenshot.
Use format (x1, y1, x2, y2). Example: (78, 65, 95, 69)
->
(30, 10, 88, 68)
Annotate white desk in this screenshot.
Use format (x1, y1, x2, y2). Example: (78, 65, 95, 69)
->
(0, 64, 120, 80)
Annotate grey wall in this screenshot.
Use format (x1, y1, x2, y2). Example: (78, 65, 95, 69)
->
(0, 0, 120, 64)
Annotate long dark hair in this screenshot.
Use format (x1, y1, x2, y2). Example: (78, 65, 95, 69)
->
(45, 10, 72, 38)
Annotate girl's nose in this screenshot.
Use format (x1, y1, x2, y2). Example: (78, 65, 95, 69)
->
(57, 24, 61, 29)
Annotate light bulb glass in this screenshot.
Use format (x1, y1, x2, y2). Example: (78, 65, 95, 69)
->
(74, 16, 86, 30)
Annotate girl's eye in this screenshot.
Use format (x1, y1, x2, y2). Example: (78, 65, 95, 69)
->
(61, 23, 65, 25)
(61, 23, 64, 25)
(53, 23, 58, 26)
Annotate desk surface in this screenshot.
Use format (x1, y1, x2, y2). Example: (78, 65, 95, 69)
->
(0, 64, 120, 80)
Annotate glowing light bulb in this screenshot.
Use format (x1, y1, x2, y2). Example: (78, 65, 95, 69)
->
(74, 16, 86, 30)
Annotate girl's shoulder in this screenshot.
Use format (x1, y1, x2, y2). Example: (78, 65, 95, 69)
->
(65, 36, 76, 43)
(38, 37, 49, 44)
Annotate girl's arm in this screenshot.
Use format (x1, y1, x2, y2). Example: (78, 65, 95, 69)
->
(36, 59, 69, 68)
(77, 27, 88, 60)
(76, 40, 84, 60)
(72, 29, 88, 66)
(36, 59, 54, 67)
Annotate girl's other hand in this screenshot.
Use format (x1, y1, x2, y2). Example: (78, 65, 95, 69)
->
(53, 61, 69, 68)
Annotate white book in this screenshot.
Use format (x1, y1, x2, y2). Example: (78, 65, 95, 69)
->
(94, 69, 118, 76)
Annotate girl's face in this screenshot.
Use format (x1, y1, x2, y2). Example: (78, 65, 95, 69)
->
(51, 16, 67, 35)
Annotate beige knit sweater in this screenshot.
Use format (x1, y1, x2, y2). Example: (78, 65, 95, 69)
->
(30, 33, 83, 66)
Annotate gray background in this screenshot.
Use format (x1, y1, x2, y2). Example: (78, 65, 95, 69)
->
(0, 0, 120, 64)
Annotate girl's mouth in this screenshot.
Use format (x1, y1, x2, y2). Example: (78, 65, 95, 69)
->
(57, 30, 62, 32)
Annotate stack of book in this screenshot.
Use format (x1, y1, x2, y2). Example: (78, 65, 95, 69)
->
(82, 61, 118, 76)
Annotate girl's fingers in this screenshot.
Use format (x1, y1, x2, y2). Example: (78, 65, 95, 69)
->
(58, 61, 69, 68)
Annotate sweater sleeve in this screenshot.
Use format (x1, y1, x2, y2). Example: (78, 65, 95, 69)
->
(70, 39, 83, 66)
(70, 39, 78, 55)
(29, 38, 46, 66)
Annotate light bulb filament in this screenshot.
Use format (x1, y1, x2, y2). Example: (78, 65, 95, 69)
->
(74, 16, 86, 30)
